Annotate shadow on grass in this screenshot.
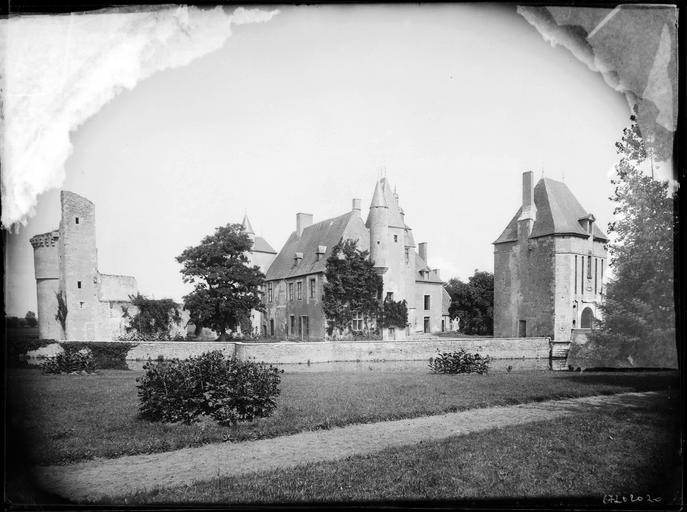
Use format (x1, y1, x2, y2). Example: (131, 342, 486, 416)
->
(555, 370, 679, 392)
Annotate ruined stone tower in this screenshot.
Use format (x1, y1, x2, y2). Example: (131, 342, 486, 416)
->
(30, 191, 138, 340)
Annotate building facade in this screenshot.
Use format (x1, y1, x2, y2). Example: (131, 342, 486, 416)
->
(263, 178, 450, 340)
(30, 191, 139, 341)
(493, 172, 608, 341)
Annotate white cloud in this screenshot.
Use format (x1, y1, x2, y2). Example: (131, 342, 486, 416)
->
(0, 5, 278, 228)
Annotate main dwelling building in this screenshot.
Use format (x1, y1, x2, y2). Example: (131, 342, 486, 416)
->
(263, 178, 450, 340)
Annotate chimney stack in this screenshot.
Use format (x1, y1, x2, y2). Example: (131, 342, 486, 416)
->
(296, 213, 313, 237)
(418, 242, 428, 264)
(519, 171, 536, 220)
(352, 198, 361, 214)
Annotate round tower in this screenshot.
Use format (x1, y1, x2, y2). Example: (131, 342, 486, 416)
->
(30, 230, 62, 340)
(368, 178, 389, 273)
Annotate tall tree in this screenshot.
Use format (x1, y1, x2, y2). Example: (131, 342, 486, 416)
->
(322, 239, 383, 336)
(24, 311, 37, 328)
(591, 112, 677, 366)
(445, 270, 493, 335)
(176, 224, 265, 340)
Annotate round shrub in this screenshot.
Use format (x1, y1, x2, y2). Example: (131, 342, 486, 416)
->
(136, 351, 283, 426)
(428, 348, 491, 374)
(41, 347, 97, 374)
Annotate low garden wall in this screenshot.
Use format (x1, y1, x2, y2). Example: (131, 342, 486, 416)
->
(22, 337, 550, 366)
(126, 342, 236, 361)
(233, 337, 551, 364)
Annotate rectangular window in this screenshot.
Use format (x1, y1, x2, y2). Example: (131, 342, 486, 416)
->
(574, 255, 578, 294)
(386, 292, 394, 301)
(404, 247, 409, 265)
(587, 255, 592, 279)
(288, 282, 294, 301)
(270, 319, 274, 336)
(267, 282, 273, 303)
(581, 258, 584, 291)
(289, 315, 295, 335)
(594, 258, 598, 294)
(424, 294, 431, 310)
(75, 217, 79, 224)
(393, 234, 398, 242)
(310, 278, 316, 299)
(296, 281, 302, 300)
(518, 320, 526, 337)
(77, 281, 82, 289)
(352, 312, 364, 331)
(601, 260, 604, 293)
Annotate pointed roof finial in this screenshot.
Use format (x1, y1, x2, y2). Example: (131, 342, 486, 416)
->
(242, 212, 255, 235)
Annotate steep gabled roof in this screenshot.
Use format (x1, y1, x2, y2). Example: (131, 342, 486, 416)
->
(494, 178, 608, 244)
(266, 212, 367, 280)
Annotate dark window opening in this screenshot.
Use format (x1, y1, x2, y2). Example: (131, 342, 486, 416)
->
(574, 255, 578, 294)
(77, 281, 82, 289)
(270, 319, 274, 337)
(594, 259, 598, 293)
(518, 320, 526, 337)
(393, 234, 398, 242)
(75, 217, 79, 224)
(310, 278, 316, 299)
(424, 294, 430, 310)
(587, 255, 592, 279)
(386, 292, 394, 301)
(423, 317, 430, 334)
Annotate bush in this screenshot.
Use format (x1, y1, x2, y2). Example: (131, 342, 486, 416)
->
(428, 349, 491, 374)
(136, 351, 283, 426)
(42, 346, 97, 374)
(62, 342, 135, 370)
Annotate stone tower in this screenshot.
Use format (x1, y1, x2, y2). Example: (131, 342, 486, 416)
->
(493, 172, 608, 341)
(58, 191, 100, 340)
(367, 178, 389, 274)
(29, 229, 61, 340)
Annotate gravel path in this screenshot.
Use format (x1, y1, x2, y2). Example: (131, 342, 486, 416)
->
(34, 391, 662, 502)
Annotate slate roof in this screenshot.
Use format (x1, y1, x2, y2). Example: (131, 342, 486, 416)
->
(253, 236, 276, 254)
(415, 254, 443, 283)
(365, 177, 405, 229)
(494, 178, 608, 244)
(266, 212, 364, 280)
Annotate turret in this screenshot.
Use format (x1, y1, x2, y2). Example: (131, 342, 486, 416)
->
(242, 212, 256, 243)
(368, 178, 389, 273)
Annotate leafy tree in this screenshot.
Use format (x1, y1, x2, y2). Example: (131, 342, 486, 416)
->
(380, 297, 408, 329)
(587, 112, 677, 367)
(123, 294, 181, 340)
(323, 239, 383, 335)
(24, 311, 37, 328)
(445, 270, 494, 335)
(176, 224, 265, 340)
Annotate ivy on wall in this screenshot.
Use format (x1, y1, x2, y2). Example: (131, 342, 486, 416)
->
(55, 290, 67, 334)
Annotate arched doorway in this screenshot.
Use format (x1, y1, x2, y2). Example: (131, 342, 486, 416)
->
(580, 307, 594, 329)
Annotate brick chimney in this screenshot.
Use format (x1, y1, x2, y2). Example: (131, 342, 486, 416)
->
(418, 242, 428, 264)
(352, 198, 361, 214)
(296, 213, 313, 237)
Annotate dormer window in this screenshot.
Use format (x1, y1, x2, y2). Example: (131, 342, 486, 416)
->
(315, 246, 326, 261)
(294, 252, 303, 265)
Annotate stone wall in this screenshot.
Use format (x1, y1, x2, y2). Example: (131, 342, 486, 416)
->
(126, 342, 236, 361)
(233, 337, 550, 364)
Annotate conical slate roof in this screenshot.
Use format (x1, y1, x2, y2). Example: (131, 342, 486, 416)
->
(242, 213, 255, 235)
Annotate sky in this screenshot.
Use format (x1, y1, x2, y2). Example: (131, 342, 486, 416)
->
(5, 4, 637, 318)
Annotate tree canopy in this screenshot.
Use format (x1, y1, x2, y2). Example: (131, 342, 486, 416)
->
(445, 270, 494, 335)
(176, 224, 265, 339)
(588, 111, 677, 367)
(322, 239, 383, 335)
(123, 293, 181, 340)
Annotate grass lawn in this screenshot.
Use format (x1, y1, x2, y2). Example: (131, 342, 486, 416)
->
(123, 392, 682, 505)
(6, 367, 678, 467)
